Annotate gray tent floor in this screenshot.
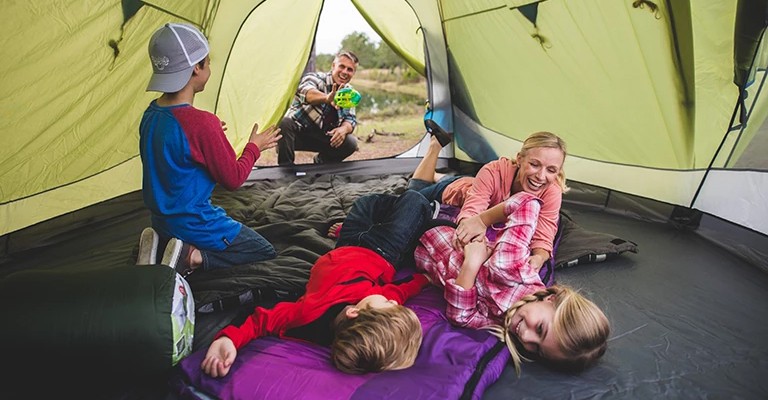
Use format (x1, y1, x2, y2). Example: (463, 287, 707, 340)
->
(485, 205, 768, 399)
(2, 180, 767, 399)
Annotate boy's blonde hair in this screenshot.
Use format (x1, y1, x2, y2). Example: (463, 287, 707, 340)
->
(331, 305, 422, 374)
(487, 285, 609, 375)
(516, 131, 570, 193)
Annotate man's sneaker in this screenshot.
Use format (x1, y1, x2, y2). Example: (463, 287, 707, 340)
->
(136, 227, 159, 265)
(161, 238, 195, 277)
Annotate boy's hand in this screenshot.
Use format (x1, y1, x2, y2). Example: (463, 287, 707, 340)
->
(201, 337, 237, 378)
(249, 123, 282, 152)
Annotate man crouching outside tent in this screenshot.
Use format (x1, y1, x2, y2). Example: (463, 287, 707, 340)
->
(277, 50, 360, 165)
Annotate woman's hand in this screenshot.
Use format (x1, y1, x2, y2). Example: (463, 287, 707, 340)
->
(201, 336, 237, 378)
(453, 215, 487, 249)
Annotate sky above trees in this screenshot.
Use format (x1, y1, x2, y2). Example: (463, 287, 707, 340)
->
(316, 0, 381, 54)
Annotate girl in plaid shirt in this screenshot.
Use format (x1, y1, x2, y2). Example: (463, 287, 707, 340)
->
(414, 192, 609, 374)
(411, 128, 609, 374)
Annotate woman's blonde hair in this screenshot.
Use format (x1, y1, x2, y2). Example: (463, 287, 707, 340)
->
(516, 131, 569, 193)
(486, 285, 609, 375)
(331, 305, 422, 374)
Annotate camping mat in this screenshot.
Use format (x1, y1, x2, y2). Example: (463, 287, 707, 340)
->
(0, 170, 768, 399)
(185, 173, 410, 311)
(4, 170, 764, 398)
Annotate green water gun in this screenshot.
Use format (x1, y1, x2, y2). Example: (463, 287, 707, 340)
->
(333, 87, 362, 108)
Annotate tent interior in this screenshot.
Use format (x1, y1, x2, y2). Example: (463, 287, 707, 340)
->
(1, 0, 768, 399)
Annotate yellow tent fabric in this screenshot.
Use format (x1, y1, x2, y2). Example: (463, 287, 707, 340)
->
(0, 0, 320, 235)
(353, 0, 425, 75)
(2, 0, 767, 236)
(439, 1, 738, 205)
(357, 0, 766, 234)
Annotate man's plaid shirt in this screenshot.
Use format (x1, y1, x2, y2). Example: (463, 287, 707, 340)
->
(286, 71, 357, 132)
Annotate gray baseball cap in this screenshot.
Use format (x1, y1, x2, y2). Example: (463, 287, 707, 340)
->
(146, 23, 210, 93)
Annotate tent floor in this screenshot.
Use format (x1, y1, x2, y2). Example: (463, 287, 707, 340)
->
(485, 204, 768, 399)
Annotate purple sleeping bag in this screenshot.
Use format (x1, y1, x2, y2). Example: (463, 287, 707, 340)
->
(173, 284, 510, 400)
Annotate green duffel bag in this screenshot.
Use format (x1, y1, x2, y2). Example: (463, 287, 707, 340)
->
(0, 265, 194, 380)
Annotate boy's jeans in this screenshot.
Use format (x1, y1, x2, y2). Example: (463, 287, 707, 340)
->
(407, 175, 461, 202)
(160, 225, 276, 271)
(336, 190, 431, 270)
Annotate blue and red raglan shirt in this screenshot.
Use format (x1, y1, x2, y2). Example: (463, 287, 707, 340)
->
(139, 100, 261, 250)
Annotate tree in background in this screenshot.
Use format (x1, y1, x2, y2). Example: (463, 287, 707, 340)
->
(340, 31, 377, 68)
(314, 32, 420, 83)
(336, 31, 407, 70)
(315, 53, 334, 71)
(375, 43, 403, 70)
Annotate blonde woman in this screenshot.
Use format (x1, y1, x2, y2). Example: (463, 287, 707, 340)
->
(409, 126, 568, 272)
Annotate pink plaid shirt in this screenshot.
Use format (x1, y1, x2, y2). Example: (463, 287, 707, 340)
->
(415, 192, 546, 329)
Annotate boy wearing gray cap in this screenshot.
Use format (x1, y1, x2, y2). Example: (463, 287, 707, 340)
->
(136, 23, 281, 277)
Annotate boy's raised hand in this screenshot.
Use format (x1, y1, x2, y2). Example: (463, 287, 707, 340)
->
(248, 123, 282, 152)
(201, 336, 237, 378)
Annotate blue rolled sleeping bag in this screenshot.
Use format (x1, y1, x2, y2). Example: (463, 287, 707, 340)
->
(0, 265, 194, 382)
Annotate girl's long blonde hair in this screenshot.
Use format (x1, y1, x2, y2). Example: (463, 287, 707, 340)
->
(486, 286, 609, 375)
(516, 131, 570, 193)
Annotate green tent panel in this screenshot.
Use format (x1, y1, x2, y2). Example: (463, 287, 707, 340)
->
(2, 0, 767, 237)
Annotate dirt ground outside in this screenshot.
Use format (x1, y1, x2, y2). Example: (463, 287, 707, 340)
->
(254, 116, 427, 167)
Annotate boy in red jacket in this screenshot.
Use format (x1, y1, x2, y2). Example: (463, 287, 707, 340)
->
(202, 190, 434, 375)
